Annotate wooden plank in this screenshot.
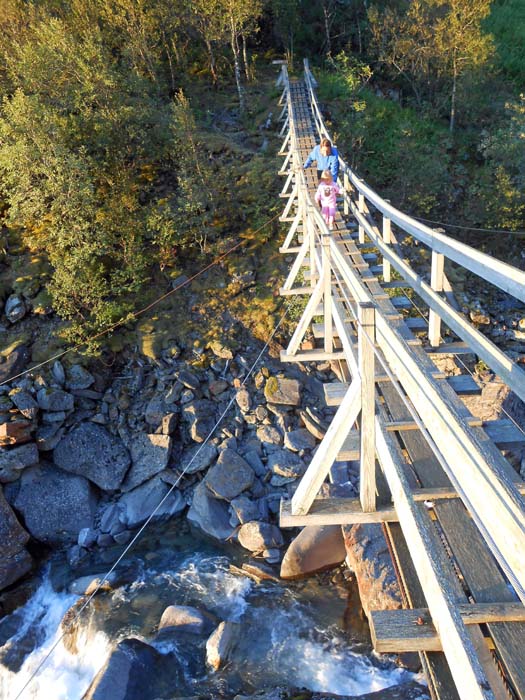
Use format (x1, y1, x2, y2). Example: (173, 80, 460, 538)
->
(405, 317, 428, 331)
(371, 603, 525, 653)
(358, 302, 376, 512)
(426, 342, 472, 355)
(412, 482, 525, 502)
(280, 497, 397, 527)
(370, 608, 442, 653)
(380, 380, 525, 697)
(280, 350, 346, 363)
(375, 420, 502, 700)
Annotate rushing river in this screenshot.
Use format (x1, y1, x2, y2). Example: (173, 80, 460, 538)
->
(0, 521, 416, 699)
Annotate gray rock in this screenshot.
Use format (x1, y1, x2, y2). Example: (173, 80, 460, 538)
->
(52, 360, 66, 386)
(164, 381, 184, 404)
(267, 450, 305, 479)
(237, 522, 284, 552)
(66, 365, 95, 391)
(284, 429, 317, 452)
(69, 572, 119, 595)
(78, 527, 97, 548)
(235, 388, 251, 413)
(53, 423, 130, 491)
(230, 496, 260, 525)
(0, 443, 40, 483)
(97, 533, 114, 547)
(82, 638, 180, 700)
(206, 621, 240, 670)
(179, 442, 218, 475)
(42, 411, 66, 423)
(14, 464, 97, 544)
(9, 390, 39, 420)
(5, 295, 27, 323)
(100, 503, 123, 533)
(35, 424, 65, 451)
(121, 434, 172, 492)
(118, 475, 185, 529)
(242, 450, 266, 477)
(264, 377, 301, 405)
(158, 605, 209, 634)
(177, 369, 200, 391)
(207, 341, 233, 360)
(36, 388, 74, 412)
(0, 548, 32, 591)
(0, 345, 30, 385)
(256, 425, 282, 446)
(280, 525, 346, 579)
(205, 449, 254, 501)
(144, 395, 167, 427)
(187, 481, 235, 541)
(0, 487, 29, 559)
(161, 413, 178, 435)
(182, 400, 216, 443)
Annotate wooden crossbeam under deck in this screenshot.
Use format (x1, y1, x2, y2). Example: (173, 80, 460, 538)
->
(280, 497, 398, 527)
(370, 605, 525, 653)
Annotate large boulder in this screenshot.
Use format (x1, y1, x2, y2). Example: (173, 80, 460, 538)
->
(121, 434, 172, 492)
(53, 423, 130, 491)
(14, 464, 98, 544)
(82, 638, 181, 700)
(187, 480, 235, 541)
(343, 523, 402, 616)
(118, 476, 185, 529)
(204, 450, 254, 501)
(179, 442, 218, 475)
(280, 526, 346, 579)
(0, 488, 31, 590)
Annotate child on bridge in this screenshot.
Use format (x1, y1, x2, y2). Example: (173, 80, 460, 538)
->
(315, 170, 340, 230)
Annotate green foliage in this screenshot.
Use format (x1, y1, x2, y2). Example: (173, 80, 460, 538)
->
(485, 0, 525, 83)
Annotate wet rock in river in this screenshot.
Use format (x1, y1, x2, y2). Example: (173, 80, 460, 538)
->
(158, 604, 212, 634)
(237, 521, 284, 553)
(118, 475, 185, 529)
(206, 620, 240, 670)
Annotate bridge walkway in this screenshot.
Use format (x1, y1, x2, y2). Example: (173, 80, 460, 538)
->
(274, 61, 525, 700)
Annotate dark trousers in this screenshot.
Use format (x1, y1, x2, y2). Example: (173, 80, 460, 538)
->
(317, 169, 324, 181)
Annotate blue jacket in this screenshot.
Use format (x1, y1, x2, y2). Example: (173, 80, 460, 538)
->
(304, 145, 339, 180)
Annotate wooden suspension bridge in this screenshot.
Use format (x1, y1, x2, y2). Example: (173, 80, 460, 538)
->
(274, 60, 525, 700)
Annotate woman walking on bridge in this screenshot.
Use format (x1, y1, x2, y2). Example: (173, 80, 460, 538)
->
(303, 137, 339, 181)
(315, 170, 341, 230)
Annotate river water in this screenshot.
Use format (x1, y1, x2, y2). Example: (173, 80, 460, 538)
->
(0, 520, 416, 699)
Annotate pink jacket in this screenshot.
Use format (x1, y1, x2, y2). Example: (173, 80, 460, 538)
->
(315, 181, 340, 208)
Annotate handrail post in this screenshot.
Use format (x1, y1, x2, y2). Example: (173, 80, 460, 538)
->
(429, 250, 444, 347)
(343, 170, 350, 217)
(358, 193, 365, 244)
(322, 229, 333, 353)
(358, 301, 376, 512)
(307, 201, 316, 288)
(382, 215, 392, 283)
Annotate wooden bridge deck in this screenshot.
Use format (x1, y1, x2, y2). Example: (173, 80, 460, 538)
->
(276, 68, 525, 700)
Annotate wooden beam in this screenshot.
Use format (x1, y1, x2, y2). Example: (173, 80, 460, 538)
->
(280, 497, 397, 527)
(375, 419, 497, 699)
(370, 603, 525, 653)
(358, 301, 376, 512)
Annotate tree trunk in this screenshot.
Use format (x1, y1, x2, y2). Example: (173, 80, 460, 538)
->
(205, 38, 218, 87)
(450, 56, 457, 134)
(323, 2, 332, 56)
(242, 34, 250, 82)
(230, 18, 245, 113)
